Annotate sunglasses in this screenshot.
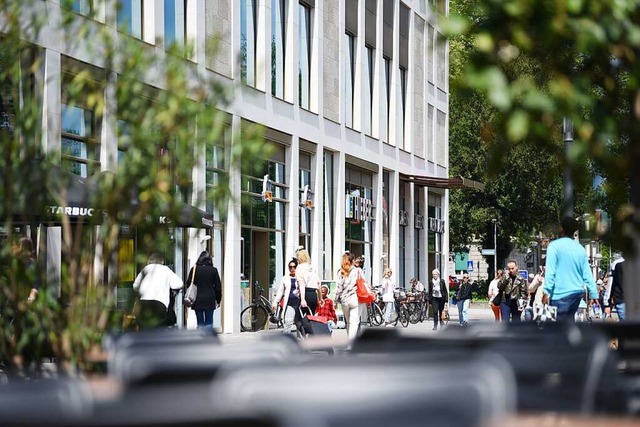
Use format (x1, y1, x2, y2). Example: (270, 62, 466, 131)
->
(288, 265, 297, 269)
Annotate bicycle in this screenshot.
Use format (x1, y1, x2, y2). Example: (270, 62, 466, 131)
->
(240, 282, 283, 332)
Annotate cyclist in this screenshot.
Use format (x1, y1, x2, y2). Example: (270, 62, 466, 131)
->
(272, 258, 300, 334)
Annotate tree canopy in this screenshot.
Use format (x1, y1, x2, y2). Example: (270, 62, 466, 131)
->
(447, 0, 638, 261)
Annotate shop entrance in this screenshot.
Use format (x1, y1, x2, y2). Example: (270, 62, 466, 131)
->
(241, 228, 271, 304)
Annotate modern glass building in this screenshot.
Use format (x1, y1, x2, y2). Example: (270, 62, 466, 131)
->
(6, 0, 454, 333)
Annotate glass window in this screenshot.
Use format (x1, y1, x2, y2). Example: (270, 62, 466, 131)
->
(322, 151, 334, 278)
(61, 103, 99, 178)
(240, 0, 257, 86)
(117, 0, 143, 39)
(69, 0, 92, 15)
(298, 2, 311, 109)
(164, 0, 186, 48)
(365, 45, 374, 135)
(299, 158, 311, 251)
(206, 125, 229, 221)
(384, 56, 391, 143)
(399, 184, 406, 288)
(437, 32, 446, 90)
(271, 0, 286, 98)
(344, 33, 356, 128)
(398, 66, 407, 150)
(427, 25, 434, 84)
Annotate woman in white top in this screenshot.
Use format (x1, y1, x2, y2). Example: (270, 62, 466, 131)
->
(334, 252, 360, 341)
(272, 258, 300, 334)
(487, 269, 503, 321)
(380, 267, 396, 326)
(296, 249, 319, 335)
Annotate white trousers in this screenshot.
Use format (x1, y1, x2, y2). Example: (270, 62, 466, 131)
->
(341, 294, 360, 341)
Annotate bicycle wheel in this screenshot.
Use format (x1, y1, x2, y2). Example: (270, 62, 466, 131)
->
(240, 304, 269, 332)
(409, 302, 421, 324)
(399, 304, 410, 328)
(370, 303, 384, 326)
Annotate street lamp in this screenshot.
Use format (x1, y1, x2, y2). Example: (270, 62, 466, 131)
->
(492, 219, 497, 275)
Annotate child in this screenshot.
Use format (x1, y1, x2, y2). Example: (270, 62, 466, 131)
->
(316, 284, 338, 331)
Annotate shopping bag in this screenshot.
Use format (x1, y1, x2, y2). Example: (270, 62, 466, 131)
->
(184, 266, 197, 307)
(356, 271, 375, 304)
(299, 307, 331, 336)
(532, 303, 557, 323)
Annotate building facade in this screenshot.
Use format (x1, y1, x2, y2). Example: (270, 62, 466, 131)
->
(12, 0, 451, 333)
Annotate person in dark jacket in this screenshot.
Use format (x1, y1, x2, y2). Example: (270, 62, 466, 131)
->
(186, 251, 222, 329)
(456, 274, 473, 326)
(428, 269, 449, 330)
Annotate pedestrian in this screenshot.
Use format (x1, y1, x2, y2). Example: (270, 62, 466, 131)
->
(296, 249, 319, 314)
(354, 255, 372, 327)
(428, 269, 448, 330)
(272, 258, 300, 334)
(18, 236, 40, 303)
(542, 217, 599, 322)
(334, 252, 359, 342)
(380, 267, 395, 327)
(456, 274, 473, 325)
(526, 265, 545, 321)
(604, 255, 625, 320)
(487, 269, 503, 321)
(410, 277, 425, 292)
(316, 284, 337, 331)
(185, 251, 222, 329)
(497, 260, 527, 322)
(133, 253, 183, 329)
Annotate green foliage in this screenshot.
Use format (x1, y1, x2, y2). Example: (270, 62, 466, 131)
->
(447, 0, 640, 253)
(0, 1, 269, 375)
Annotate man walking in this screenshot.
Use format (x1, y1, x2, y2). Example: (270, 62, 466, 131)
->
(498, 260, 527, 322)
(604, 255, 625, 320)
(542, 217, 598, 322)
(456, 274, 473, 326)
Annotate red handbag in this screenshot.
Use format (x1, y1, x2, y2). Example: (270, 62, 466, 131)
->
(356, 271, 375, 304)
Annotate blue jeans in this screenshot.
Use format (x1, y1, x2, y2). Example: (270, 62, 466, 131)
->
(195, 308, 214, 328)
(457, 299, 469, 325)
(500, 299, 522, 322)
(616, 303, 626, 320)
(551, 293, 583, 322)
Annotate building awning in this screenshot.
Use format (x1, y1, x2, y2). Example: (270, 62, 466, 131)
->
(7, 164, 213, 229)
(399, 173, 485, 191)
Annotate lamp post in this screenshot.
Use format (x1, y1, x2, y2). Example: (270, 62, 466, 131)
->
(492, 219, 497, 275)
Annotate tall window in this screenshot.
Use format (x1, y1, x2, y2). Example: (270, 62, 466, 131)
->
(206, 125, 229, 222)
(399, 184, 406, 288)
(427, 25, 434, 84)
(164, 0, 186, 48)
(117, 119, 131, 165)
(298, 2, 312, 109)
(398, 66, 407, 149)
(69, 0, 92, 15)
(299, 152, 312, 250)
(322, 151, 334, 278)
(364, 45, 374, 135)
(437, 109, 446, 165)
(344, 33, 356, 128)
(240, 0, 257, 86)
(345, 167, 374, 281)
(414, 199, 421, 281)
(436, 32, 446, 90)
(61, 104, 100, 178)
(117, 0, 143, 39)
(271, 0, 286, 98)
(427, 104, 434, 161)
(384, 56, 391, 143)
(382, 172, 390, 270)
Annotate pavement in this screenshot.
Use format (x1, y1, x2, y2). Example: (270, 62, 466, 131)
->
(219, 302, 497, 346)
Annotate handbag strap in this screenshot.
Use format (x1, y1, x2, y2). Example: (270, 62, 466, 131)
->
(191, 266, 197, 285)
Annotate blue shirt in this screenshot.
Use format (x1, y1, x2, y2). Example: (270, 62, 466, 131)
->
(543, 237, 598, 301)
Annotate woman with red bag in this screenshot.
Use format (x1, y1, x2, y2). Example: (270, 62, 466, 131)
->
(334, 252, 360, 342)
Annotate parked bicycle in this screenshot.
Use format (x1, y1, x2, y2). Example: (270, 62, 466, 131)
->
(367, 286, 384, 326)
(240, 282, 283, 332)
(386, 288, 410, 327)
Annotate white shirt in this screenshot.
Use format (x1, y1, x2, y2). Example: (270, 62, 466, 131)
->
(381, 277, 395, 302)
(133, 263, 183, 309)
(413, 281, 425, 292)
(488, 278, 500, 300)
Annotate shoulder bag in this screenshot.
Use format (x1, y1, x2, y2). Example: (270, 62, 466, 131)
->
(184, 266, 197, 307)
(491, 290, 503, 306)
(356, 270, 375, 304)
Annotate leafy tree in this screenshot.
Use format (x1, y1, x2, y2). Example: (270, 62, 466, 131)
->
(0, 0, 269, 375)
(448, 0, 612, 271)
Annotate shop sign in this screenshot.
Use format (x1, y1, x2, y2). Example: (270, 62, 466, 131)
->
(415, 214, 424, 229)
(428, 217, 445, 233)
(300, 184, 314, 209)
(345, 192, 373, 222)
(399, 210, 408, 226)
(261, 174, 273, 202)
